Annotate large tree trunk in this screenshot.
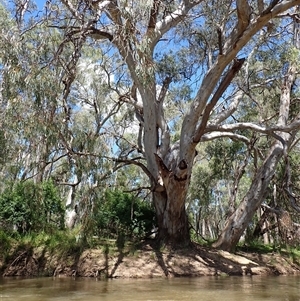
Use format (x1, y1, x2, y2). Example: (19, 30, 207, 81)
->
(153, 191, 190, 248)
(151, 149, 193, 248)
(153, 181, 190, 248)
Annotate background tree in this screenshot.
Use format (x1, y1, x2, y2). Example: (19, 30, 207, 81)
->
(0, 2, 115, 233)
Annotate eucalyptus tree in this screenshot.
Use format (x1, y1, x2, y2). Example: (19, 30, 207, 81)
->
(212, 13, 300, 250)
(0, 2, 118, 231)
(0, 1, 67, 185)
(189, 16, 300, 247)
(44, 0, 300, 248)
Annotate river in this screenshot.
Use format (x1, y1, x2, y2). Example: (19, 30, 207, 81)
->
(0, 276, 299, 300)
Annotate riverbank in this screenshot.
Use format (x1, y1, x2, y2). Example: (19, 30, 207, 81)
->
(1, 239, 300, 278)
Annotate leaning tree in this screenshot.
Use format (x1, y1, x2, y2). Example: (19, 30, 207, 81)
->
(37, 0, 300, 248)
(212, 10, 300, 250)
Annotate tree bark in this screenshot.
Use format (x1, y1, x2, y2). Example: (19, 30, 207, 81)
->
(150, 149, 193, 247)
(153, 183, 190, 248)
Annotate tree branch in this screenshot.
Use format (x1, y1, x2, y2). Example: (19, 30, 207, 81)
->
(223, 0, 300, 54)
(148, 0, 202, 51)
(200, 132, 250, 144)
(206, 117, 300, 135)
(262, 0, 280, 15)
(193, 57, 245, 143)
(105, 0, 123, 26)
(154, 153, 170, 190)
(61, 0, 81, 20)
(147, 0, 160, 33)
(217, 27, 223, 55)
(115, 157, 156, 186)
(156, 76, 172, 157)
(209, 90, 243, 125)
(157, 76, 172, 103)
(257, 0, 264, 14)
(87, 27, 113, 41)
(183, 0, 300, 149)
(236, 0, 252, 33)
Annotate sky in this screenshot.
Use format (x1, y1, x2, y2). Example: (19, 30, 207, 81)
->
(34, 0, 46, 10)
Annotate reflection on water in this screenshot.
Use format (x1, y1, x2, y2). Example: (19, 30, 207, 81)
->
(0, 276, 300, 301)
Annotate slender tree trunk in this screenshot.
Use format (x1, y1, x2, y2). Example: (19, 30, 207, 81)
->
(202, 219, 206, 238)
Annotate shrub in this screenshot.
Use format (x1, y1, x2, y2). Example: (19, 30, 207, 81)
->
(0, 180, 65, 234)
(90, 190, 155, 240)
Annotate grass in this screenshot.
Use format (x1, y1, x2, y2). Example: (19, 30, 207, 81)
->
(278, 246, 300, 265)
(0, 230, 86, 261)
(290, 248, 300, 265)
(3, 229, 300, 267)
(236, 240, 300, 266)
(237, 241, 275, 254)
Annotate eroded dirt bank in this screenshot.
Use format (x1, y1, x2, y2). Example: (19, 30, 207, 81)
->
(1, 241, 300, 278)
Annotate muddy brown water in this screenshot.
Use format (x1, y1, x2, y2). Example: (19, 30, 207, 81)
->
(0, 276, 299, 300)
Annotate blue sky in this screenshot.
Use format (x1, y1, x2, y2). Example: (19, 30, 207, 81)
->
(35, 0, 46, 9)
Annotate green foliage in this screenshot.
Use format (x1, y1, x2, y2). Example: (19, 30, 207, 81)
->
(0, 229, 11, 259)
(3, 230, 83, 260)
(189, 139, 246, 211)
(0, 180, 65, 234)
(90, 190, 155, 240)
(189, 165, 213, 209)
(28, 231, 81, 255)
(282, 45, 300, 65)
(206, 138, 245, 178)
(288, 248, 300, 265)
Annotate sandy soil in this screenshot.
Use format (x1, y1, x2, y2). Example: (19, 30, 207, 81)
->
(1, 240, 300, 278)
